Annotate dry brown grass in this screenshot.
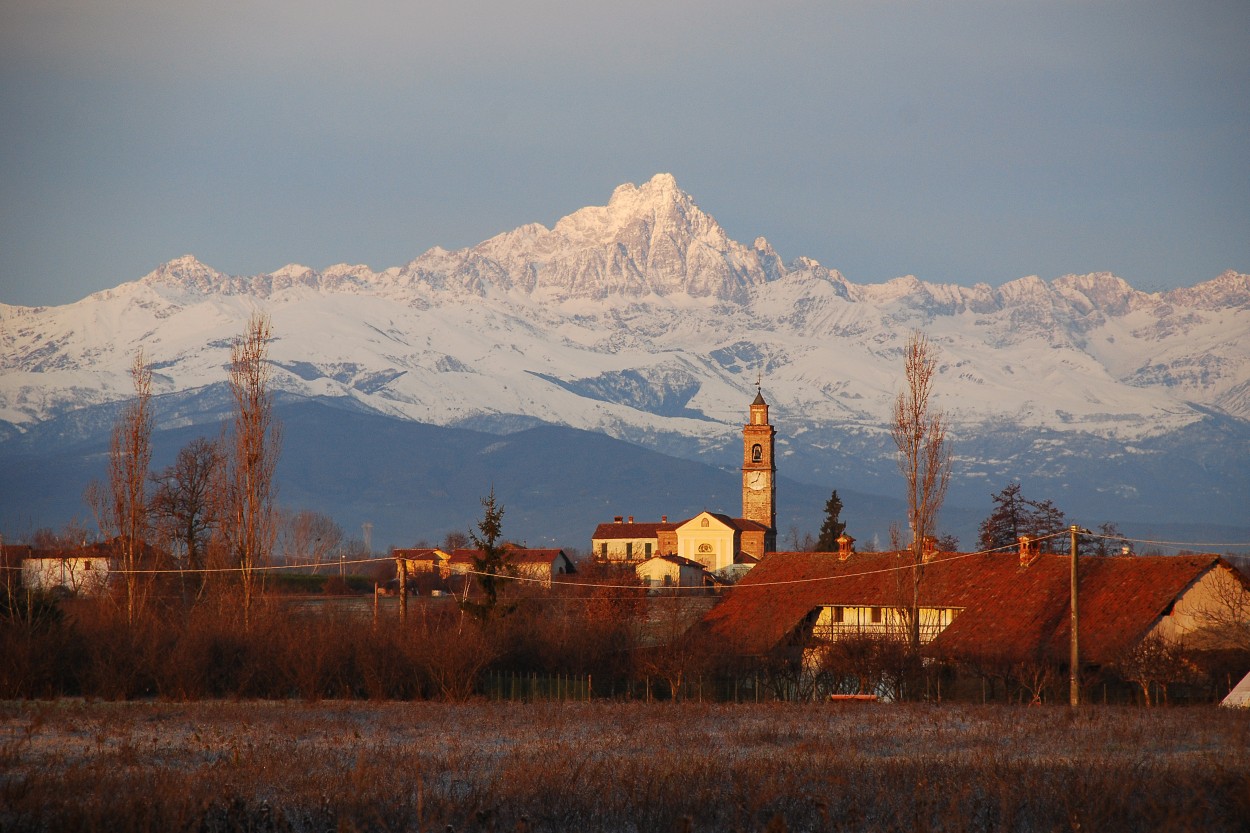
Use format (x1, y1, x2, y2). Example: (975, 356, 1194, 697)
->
(2, 700, 1247, 832)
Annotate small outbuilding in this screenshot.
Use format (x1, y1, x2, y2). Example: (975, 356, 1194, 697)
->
(636, 554, 710, 590)
(1223, 671, 1250, 707)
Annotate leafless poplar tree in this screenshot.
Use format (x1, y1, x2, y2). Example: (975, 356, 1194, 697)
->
(107, 350, 154, 624)
(891, 331, 952, 653)
(222, 313, 281, 628)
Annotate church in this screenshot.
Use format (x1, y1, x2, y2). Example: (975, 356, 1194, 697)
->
(591, 386, 779, 574)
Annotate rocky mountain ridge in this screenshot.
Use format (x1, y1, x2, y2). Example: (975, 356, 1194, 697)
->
(2, 174, 1248, 536)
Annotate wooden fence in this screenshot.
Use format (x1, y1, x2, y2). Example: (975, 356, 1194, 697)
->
(481, 671, 593, 702)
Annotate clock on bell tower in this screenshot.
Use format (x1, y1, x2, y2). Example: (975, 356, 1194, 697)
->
(742, 381, 777, 547)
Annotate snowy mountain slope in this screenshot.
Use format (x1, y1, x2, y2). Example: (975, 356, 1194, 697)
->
(2, 174, 1248, 532)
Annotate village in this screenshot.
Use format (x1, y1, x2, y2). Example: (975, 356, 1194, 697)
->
(7, 381, 1249, 708)
(6, 377, 1250, 833)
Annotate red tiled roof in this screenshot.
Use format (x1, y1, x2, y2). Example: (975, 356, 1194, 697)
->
(393, 548, 442, 560)
(447, 548, 477, 564)
(644, 554, 705, 569)
(3, 542, 118, 562)
(592, 522, 675, 539)
(506, 547, 569, 565)
(704, 550, 1225, 662)
(932, 554, 1227, 664)
(447, 546, 568, 566)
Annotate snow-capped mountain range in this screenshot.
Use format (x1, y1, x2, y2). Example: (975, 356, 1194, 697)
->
(3, 173, 1248, 539)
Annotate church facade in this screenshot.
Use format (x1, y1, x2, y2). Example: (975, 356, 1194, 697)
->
(591, 386, 779, 574)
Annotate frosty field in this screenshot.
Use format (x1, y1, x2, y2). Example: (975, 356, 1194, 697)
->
(2, 700, 1247, 832)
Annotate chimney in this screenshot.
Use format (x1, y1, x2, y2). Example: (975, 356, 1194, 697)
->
(1018, 535, 1039, 567)
(628, 516, 634, 524)
(614, 516, 623, 524)
(661, 515, 668, 523)
(922, 535, 938, 563)
(1121, 545, 1133, 556)
(836, 533, 855, 561)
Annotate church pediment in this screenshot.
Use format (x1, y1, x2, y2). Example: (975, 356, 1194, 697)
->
(676, 511, 736, 534)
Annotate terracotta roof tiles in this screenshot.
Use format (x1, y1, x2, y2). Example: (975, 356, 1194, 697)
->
(704, 550, 1227, 663)
(591, 522, 675, 539)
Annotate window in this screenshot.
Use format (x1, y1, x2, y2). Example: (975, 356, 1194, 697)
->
(626, 542, 633, 559)
(645, 542, 652, 558)
(752, 443, 762, 462)
(832, 606, 844, 624)
(600, 543, 607, 559)
(701, 518, 710, 527)
(871, 606, 882, 624)
(663, 574, 673, 586)
(698, 543, 713, 554)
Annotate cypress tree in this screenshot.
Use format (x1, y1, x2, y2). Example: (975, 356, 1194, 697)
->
(815, 490, 846, 552)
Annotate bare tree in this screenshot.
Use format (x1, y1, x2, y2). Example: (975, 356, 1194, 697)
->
(222, 313, 281, 629)
(108, 350, 154, 624)
(1191, 563, 1250, 656)
(413, 608, 499, 701)
(151, 436, 221, 582)
(633, 599, 716, 701)
(1114, 634, 1194, 706)
(277, 509, 343, 571)
(891, 332, 952, 654)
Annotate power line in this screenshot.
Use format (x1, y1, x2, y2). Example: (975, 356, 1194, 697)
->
(4, 528, 1245, 598)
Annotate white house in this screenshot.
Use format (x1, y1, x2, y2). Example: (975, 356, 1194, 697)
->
(636, 554, 710, 590)
(21, 556, 113, 596)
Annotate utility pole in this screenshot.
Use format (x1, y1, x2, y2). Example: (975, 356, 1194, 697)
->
(1069, 524, 1081, 706)
(398, 556, 408, 623)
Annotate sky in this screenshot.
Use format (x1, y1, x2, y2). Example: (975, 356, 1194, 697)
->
(2, 1, 1248, 307)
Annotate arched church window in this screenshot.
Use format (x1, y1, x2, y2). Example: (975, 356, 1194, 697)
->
(752, 444, 762, 462)
(700, 518, 709, 528)
(698, 543, 713, 553)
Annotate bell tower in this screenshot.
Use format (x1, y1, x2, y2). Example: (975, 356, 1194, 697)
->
(742, 379, 777, 548)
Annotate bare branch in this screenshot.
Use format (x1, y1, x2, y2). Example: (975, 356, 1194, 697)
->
(890, 331, 952, 655)
(221, 313, 281, 629)
(107, 349, 153, 623)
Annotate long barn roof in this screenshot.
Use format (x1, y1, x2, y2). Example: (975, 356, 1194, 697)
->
(703, 550, 1226, 664)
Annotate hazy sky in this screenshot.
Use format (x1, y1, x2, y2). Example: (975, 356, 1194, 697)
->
(2, 1, 1247, 306)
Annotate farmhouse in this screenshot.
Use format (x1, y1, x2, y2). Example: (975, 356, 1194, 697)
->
(21, 555, 112, 597)
(3, 541, 116, 597)
(446, 546, 577, 588)
(704, 546, 1250, 675)
(393, 547, 451, 576)
(591, 517, 676, 563)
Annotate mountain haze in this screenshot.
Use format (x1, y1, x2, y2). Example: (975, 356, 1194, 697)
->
(2, 174, 1248, 548)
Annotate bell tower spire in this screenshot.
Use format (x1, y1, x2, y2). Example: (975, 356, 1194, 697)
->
(742, 381, 777, 550)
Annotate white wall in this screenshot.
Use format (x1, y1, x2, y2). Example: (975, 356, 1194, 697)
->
(22, 557, 112, 596)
